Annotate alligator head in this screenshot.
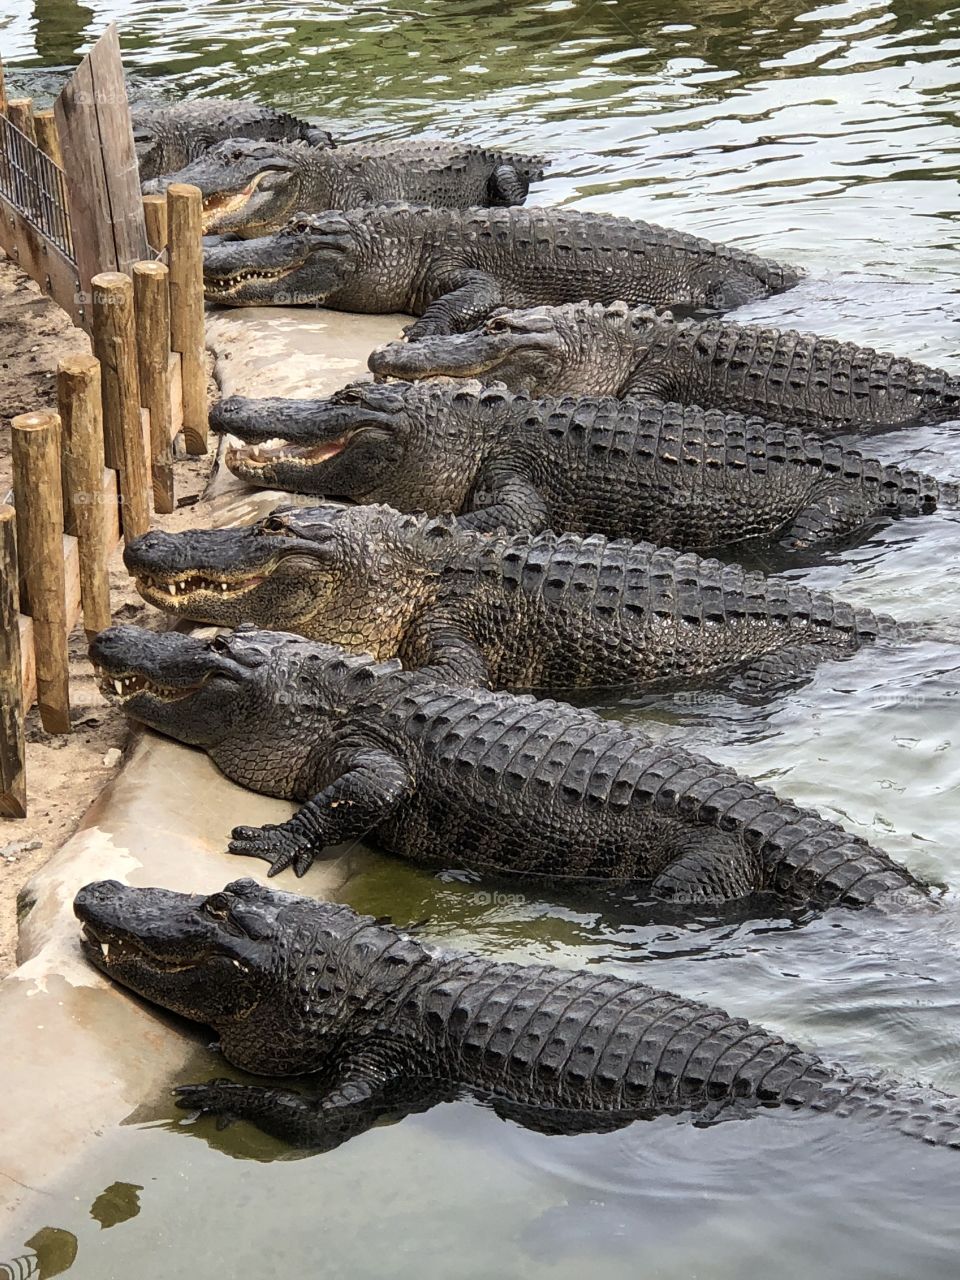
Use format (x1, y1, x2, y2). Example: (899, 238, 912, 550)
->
(213, 379, 495, 507)
(89, 624, 399, 795)
(123, 504, 449, 651)
(142, 139, 315, 237)
(203, 213, 359, 305)
(74, 878, 426, 1074)
(369, 301, 666, 397)
(368, 306, 567, 393)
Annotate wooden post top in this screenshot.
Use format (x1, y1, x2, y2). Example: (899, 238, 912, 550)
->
(166, 183, 203, 199)
(91, 271, 133, 290)
(132, 260, 169, 278)
(58, 353, 100, 376)
(11, 411, 60, 432)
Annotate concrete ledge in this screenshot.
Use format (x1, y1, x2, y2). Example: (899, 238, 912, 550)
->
(0, 307, 408, 1222)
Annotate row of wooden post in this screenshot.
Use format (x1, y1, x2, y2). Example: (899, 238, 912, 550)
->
(0, 188, 207, 816)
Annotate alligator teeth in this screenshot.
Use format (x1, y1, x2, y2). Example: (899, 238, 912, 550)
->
(113, 679, 124, 695)
(167, 583, 177, 596)
(100, 942, 110, 959)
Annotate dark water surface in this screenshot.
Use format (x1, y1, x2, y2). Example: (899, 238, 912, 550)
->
(3, 1, 960, 1276)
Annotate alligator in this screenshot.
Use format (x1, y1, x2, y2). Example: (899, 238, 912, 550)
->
(201, 206, 802, 334)
(75, 877, 960, 1152)
(142, 138, 547, 235)
(88, 624, 924, 910)
(212, 381, 946, 550)
(367, 301, 960, 430)
(123, 503, 901, 697)
(132, 98, 334, 182)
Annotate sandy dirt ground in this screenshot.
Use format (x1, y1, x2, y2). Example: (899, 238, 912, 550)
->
(0, 255, 217, 974)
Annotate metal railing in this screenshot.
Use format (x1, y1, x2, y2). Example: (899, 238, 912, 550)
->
(0, 112, 75, 260)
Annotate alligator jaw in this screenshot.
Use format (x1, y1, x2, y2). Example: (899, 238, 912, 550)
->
(203, 264, 294, 299)
(134, 571, 269, 609)
(226, 434, 352, 473)
(92, 667, 212, 704)
(201, 171, 271, 233)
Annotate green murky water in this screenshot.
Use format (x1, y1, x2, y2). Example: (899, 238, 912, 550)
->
(3, 1, 960, 1275)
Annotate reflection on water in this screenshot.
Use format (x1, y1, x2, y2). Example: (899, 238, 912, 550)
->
(3, 0, 960, 1275)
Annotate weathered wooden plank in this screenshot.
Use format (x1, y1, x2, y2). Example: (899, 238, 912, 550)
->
(54, 24, 147, 294)
(0, 505, 27, 817)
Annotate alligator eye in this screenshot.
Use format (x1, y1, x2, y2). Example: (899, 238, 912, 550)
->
(260, 515, 288, 533)
(485, 317, 511, 334)
(209, 634, 231, 653)
(203, 893, 233, 918)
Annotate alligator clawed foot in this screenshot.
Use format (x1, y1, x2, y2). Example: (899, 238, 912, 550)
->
(228, 824, 316, 878)
(174, 1078, 240, 1127)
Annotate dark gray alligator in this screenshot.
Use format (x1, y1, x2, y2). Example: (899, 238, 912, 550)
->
(201, 206, 802, 333)
(88, 625, 924, 909)
(123, 503, 900, 696)
(75, 877, 960, 1151)
(132, 98, 334, 182)
(212, 380, 946, 550)
(142, 138, 547, 235)
(367, 301, 960, 430)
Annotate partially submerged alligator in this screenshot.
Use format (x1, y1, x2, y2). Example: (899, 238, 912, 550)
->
(132, 98, 334, 182)
(75, 878, 960, 1151)
(202, 206, 802, 332)
(368, 301, 960, 430)
(142, 139, 547, 235)
(89, 625, 924, 909)
(124, 503, 901, 696)
(213, 381, 946, 550)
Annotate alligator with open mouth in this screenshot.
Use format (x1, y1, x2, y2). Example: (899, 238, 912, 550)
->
(202, 205, 802, 334)
(89, 624, 924, 910)
(142, 138, 547, 235)
(367, 301, 960, 430)
(211, 380, 946, 550)
(132, 98, 334, 182)
(123, 502, 901, 697)
(74, 877, 960, 1152)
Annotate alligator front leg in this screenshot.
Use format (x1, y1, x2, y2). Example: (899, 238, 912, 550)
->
(457, 473, 550, 535)
(727, 643, 853, 702)
(620, 365, 680, 401)
(405, 272, 504, 339)
(228, 747, 412, 876)
(403, 618, 493, 688)
(651, 832, 765, 904)
(175, 1045, 432, 1151)
(779, 491, 883, 550)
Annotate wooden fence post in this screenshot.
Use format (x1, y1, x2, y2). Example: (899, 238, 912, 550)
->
(11, 413, 71, 735)
(6, 99, 35, 144)
(33, 109, 63, 167)
(133, 261, 175, 514)
(0, 505, 27, 816)
(167, 184, 207, 455)
(90, 272, 151, 541)
(58, 354, 112, 636)
(142, 195, 168, 254)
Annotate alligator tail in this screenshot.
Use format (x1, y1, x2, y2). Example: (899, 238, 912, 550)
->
(805, 1071, 960, 1149)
